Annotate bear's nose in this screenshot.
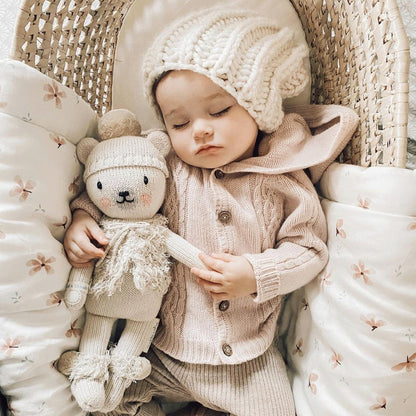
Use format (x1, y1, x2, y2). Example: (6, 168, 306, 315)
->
(119, 191, 130, 197)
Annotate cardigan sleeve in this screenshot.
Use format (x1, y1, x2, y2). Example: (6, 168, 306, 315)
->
(243, 171, 328, 303)
(70, 190, 102, 223)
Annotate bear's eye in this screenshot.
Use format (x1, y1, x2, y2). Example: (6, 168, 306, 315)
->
(97, 181, 102, 190)
(143, 176, 149, 185)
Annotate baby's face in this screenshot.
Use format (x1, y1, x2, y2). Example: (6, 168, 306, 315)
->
(155, 70, 258, 169)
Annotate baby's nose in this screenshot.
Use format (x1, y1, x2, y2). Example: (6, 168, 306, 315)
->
(193, 120, 213, 139)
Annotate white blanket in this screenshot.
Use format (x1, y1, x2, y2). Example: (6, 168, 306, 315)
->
(283, 162, 416, 416)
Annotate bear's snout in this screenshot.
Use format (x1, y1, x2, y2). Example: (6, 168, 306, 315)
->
(117, 190, 134, 204)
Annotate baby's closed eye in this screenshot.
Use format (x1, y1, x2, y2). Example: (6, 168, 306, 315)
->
(210, 106, 231, 117)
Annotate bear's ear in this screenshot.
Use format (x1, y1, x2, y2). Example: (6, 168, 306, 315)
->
(147, 130, 171, 158)
(76, 137, 99, 164)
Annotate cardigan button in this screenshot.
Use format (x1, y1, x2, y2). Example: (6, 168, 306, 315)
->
(219, 300, 230, 311)
(222, 343, 233, 356)
(218, 210, 231, 224)
(214, 170, 225, 179)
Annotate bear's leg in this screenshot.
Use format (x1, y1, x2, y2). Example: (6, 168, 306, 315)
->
(101, 318, 159, 412)
(70, 313, 115, 412)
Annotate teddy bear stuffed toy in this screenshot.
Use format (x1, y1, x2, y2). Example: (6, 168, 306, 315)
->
(59, 109, 205, 413)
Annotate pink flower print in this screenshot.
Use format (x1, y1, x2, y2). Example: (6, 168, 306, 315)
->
(53, 216, 68, 230)
(7, 399, 16, 416)
(407, 221, 416, 231)
(370, 397, 387, 410)
(293, 338, 304, 357)
(0, 85, 7, 108)
(49, 133, 66, 148)
(361, 314, 386, 331)
(68, 175, 81, 195)
(330, 351, 343, 368)
(46, 292, 63, 306)
(0, 229, 5, 239)
(66, 319, 82, 338)
(9, 175, 36, 201)
(335, 219, 346, 238)
(26, 254, 56, 275)
(358, 197, 371, 209)
(43, 80, 66, 109)
(351, 260, 373, 285)
(301, 298, 309, 311)
(320, 270, 333, 288)
(391, 353, 416, 372)
(1, 337, 21, 357)
(308, 373, 318, 394)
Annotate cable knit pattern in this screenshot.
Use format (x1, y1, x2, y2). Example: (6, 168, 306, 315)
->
(142, 6, 309, 133)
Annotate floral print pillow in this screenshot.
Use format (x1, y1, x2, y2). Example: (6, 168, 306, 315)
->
(0, 59, 96, 416)
(284, 163, 416, 416)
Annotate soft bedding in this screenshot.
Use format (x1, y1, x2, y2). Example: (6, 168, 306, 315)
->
(282, 162, 416, 416)
(0, 59, 96, 415)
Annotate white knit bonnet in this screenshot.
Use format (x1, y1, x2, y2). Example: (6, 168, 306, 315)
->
(143, 7, 310, 133)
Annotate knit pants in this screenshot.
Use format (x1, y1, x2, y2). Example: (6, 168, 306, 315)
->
(95, 342, 295, 416)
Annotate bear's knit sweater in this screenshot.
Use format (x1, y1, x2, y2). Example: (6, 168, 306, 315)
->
(90, 215, 171, 297)
(72, 104, 358, 365)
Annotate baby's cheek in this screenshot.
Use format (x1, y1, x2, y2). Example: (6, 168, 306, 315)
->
(100, 197, 112, 208)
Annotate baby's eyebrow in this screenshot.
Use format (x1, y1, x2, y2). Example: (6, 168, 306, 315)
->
(204, 92, 228, 100)
(164, 107, 186, 120)
(164, 91, 232, 119)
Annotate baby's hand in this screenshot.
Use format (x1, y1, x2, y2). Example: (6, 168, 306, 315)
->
(64, 209, 108, 268)
(191, 252, 257, 301)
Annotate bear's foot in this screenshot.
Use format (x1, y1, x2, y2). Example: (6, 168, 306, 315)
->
(100, 354, 152, 413)
(66, 352, 111, 412)
(71, 378, 106, 412)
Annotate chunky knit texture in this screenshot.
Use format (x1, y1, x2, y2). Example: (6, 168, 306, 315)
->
(142, 7, 309, 133)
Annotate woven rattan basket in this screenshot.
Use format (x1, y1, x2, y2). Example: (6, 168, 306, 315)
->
(11, 0, 410, 167)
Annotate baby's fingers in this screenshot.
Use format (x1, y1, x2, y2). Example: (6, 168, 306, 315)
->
(191, 267, 222, 284)
(198, 252, 225, 272)
(86, 223, 108, 246)
(65, 240, 103, 267)
(75, 238, 106, 259)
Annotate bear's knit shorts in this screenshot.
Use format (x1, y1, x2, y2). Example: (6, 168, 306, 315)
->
(95, 341, 295, 416)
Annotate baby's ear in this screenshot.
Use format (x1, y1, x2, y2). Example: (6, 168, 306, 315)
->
(77, 137, 99, 164)
(147, 130, 171, 158)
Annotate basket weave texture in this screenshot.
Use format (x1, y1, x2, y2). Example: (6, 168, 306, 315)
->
(12, 0, 410, 167)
